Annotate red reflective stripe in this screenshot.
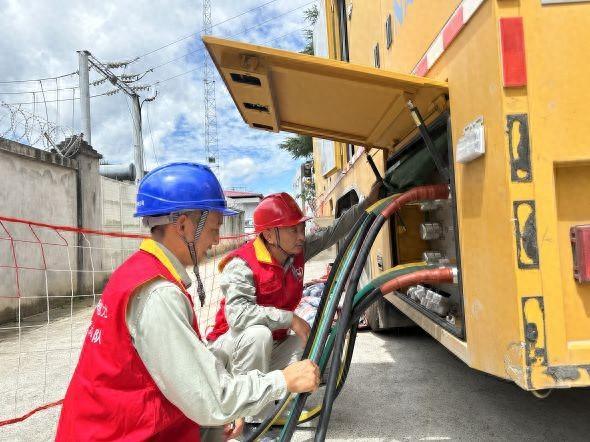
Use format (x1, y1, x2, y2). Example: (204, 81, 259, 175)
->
(443, 6, 464, 48)
(415, 57, 428, 77)
(500, 17, 527, 87)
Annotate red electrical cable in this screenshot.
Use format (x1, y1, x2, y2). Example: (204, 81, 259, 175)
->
(381, 184, 449, 219)
(0, 399, 64, 428)
(380, 267, 454, 294)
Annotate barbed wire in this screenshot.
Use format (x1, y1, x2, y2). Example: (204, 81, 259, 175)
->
(0, 100, 78, 154)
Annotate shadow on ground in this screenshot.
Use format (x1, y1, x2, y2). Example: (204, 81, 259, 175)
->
(293, 328, 590, 441)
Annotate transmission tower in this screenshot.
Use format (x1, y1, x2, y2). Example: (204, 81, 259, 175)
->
(202, 0, 220, 174)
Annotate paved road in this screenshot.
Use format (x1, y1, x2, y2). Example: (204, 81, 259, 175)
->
(294, 249, 590, 441)
(292, 327, 590, 441)
(2, 247, 589, 441)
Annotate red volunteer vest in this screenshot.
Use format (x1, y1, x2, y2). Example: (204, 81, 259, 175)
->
(207, 237, 304, 342)
(56, 240, 201, 442)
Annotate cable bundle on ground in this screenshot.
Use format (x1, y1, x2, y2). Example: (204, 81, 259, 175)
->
(246, 184, 455, 442)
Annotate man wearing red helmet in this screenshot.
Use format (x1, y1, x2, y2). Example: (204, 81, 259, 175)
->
(206, 183, 380, 424)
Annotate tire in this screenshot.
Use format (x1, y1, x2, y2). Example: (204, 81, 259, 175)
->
(365, 297, 414, 332)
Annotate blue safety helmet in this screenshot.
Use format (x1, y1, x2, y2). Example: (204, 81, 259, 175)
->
(134, 162, 238, 217)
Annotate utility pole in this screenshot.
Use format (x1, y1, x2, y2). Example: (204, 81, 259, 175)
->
(131, 95, 145, 182)
(78, 51, 92, 145)
(82, 51, 146, 182)
(203, 0, 220, 174)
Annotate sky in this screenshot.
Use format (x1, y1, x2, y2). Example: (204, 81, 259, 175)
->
(0, 0, 318, 195)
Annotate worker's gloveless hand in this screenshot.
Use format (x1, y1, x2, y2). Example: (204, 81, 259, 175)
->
(290, 314, 311, 345)
(282, 359, 320, 393)
(224, 417, 244, 440)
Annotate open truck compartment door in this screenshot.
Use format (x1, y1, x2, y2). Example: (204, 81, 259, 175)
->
(204, 36, 467, 348)
(202, 36, 448, 150)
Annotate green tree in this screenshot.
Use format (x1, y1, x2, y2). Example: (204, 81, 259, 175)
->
(278, 4, 318, 158)
(278, 134, 313, 159)
(301, 4, 319, 55)
(298, 174, 317, 213)
(279, 5, 319, 213)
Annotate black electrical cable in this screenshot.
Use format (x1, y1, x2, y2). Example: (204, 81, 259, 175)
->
(314, 214, 387, 442)
(247, 197, 405, 440)
(295, 323, 360, 425)
(278, 200, 401, 440)
(350, 289, 384, 325)
(303, 212, 369, 358)
(284, 263, 445, 439)
(250, 214, 371, 441)
(278, 214, 376, 441)
(243, 213, 370, 442)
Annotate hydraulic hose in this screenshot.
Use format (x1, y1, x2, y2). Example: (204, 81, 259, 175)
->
(277, 198, 403, 440)
(250, 186, 449, 441)
(273, 215, 373, 435)
(244, 213, 373, 442)
(253, 262, 453, 440)
(313, 184, 449, 442)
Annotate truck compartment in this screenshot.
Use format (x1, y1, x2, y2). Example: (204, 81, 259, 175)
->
(383, 114, 465, 339)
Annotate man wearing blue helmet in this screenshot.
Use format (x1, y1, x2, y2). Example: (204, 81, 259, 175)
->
(57, 162, 320, 442)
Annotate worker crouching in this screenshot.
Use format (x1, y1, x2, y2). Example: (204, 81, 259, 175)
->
(206, 184, 380, 425)
(55, 162, 319, 442)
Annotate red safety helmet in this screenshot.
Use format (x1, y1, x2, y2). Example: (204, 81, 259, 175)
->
(254, 192, 311, 232)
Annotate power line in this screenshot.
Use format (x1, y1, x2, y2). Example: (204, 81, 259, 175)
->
(0, 86, 78, 96)
(1, 90, 116, 106)
(3, 25, 305, 105)
(151, 26, 307, 87)
(0, 71, 77, 85)
(135, 0, 284, 60)
(142, 2, 312, 75)
(1, 67, 148, 97)
(1, 1, 311, 98)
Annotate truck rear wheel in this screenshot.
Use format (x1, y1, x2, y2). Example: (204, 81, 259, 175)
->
(366, 298, 414, 332)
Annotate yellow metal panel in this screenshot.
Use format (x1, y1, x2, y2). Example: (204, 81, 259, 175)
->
(518, 0, 590, 370)
(426, 1, 523, 380)
(554, 164, 590, 362)
(202, 36, 448, 150)
(379, 0, 462, 73)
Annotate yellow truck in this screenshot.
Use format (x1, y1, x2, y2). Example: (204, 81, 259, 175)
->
(203, 0, 590, 393)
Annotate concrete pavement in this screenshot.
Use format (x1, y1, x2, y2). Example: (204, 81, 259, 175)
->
(295, 248, 590, 441)
(1, 247, 589, 441)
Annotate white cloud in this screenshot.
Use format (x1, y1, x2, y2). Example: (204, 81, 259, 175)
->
(0, 0, 315, 193)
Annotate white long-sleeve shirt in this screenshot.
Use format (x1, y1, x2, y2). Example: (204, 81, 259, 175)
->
(222, 201, 368, 333)
(125, 244, 287, 427)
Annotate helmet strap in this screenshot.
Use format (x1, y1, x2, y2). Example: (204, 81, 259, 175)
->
(274, 227, 294, 261)
(176, 210, 209, 306)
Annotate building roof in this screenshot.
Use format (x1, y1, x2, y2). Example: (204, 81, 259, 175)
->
(224, 190, 263, 199)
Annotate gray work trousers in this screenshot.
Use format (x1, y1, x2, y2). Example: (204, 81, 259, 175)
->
(208, 325, 304, 422)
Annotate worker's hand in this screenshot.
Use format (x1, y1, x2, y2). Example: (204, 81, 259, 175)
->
(366, 180, 383, 206)
(290, 314, 311, 345)
(282, 359, 320, 393)
(223, 417, 244, 440)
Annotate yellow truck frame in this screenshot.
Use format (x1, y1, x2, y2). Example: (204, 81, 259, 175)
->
(203, 0, 590, 391)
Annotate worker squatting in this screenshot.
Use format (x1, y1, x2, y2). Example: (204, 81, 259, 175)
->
(56, 162, 380, 441)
